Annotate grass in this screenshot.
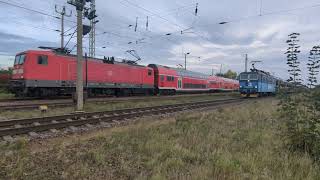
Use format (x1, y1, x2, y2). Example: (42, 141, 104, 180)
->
(0, 93, 237, 119)
(0, 98, 319, 179)
(0, 88, 14, 99)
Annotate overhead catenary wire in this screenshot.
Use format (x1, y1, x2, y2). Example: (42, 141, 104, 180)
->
(199, 3, 320, 27)
(0, 0, 140, 42)
(0, 0, 189, 49)
(120, 0, 212, 42)
(4, 18, 59, 32)
(0, 0, 60, 19)
(121, 0, 185, 30)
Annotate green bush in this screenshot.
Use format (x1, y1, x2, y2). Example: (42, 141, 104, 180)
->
(279, 89, 320, 161)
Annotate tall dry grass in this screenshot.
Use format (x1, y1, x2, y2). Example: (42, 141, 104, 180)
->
(0, 98, 319, 179)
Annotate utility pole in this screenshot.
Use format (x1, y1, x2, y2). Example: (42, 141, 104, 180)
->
(184, 52, 190, 70)
(245, 54, 248, 72)
(68, 0, 86, 111)
(135, 17, 138, 32)
(185, 54, 187, 70)
(55, 5, 72, 49)
(220, 64, 223, 74)
(146, 16, 149, 31)
(76, 6, 84, 111)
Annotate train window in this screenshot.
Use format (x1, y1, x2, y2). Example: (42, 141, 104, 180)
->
(14, 56, 19, 65)
(160, 75, 164, 81)
(38, 55, 48, 65)
(15, 54, 26, 65)
(19, 55, 26, 64)
(148, 70, 152, 76)
(249, 74, 258, 80)
(183, 83, 206, 89)
(240, 74, 248, 80)
(166, 76, 174, 81)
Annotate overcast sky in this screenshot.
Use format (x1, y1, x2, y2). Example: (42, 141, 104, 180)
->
(0, 0, 320, 82)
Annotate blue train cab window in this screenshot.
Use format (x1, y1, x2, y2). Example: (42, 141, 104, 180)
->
(249, 74, 258, 80)
(240, 74, 248, 80)
(38, 55, 48, 65)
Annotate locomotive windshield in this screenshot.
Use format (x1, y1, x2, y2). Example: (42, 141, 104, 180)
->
(249, 74, 258, 80)
(240, 73, 258, 80)
(240, 73, 248, 80)
(14, 54, 26, 65)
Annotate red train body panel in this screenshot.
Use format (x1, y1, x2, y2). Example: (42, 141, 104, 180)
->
(10, 49, 239, 97)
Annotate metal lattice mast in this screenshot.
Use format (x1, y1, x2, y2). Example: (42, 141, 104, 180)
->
(89, 0, 96, 58)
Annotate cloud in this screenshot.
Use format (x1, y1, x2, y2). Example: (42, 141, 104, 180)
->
(0, 0, 319, 83)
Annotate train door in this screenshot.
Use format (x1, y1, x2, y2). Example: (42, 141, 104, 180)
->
(178, 77, 182, 89)
(67, 62, 76, 86)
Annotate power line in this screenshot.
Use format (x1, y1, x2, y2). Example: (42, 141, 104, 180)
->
(121, 0, 211, 42)
(121, 0, 185, 30)
(0, 0, 60, 19)
(199, 3, 320, 27)
(4, 18, 59, 32)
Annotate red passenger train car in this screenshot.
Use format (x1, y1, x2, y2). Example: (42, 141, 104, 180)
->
(149, 64, 239, 95)
(10, 49, 239, 97)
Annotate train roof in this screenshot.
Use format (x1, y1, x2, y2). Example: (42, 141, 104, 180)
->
(149, 64, 211, 79)
(241, 69, 277, 77)
(150, 64, 239, 83)
(17, 49, 151, 69)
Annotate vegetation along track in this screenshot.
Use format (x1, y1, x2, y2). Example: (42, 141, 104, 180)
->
(0, 93, 237, 111)
(0, 98, 245, 138)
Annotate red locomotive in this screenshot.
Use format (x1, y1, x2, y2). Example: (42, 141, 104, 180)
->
(10, 48, 239, 97)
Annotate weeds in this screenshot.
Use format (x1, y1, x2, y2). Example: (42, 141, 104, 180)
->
(0, 99, 319, 179)
(278, 89, 320, 162)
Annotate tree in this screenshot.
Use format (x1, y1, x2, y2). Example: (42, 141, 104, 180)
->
(307, 46, 320, 88)
(280, 34, 320, 160)
(216, 70, 237, 79)
(285, 33, 302, 90)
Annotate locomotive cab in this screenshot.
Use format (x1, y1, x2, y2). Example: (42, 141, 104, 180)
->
(10, 50, 51, 96)
(239, 72, 259, 97)
(12, 53, 27, 80)
(10, 52, 29, 96)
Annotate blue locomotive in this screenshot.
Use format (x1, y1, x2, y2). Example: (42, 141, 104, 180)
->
(239, 69, 277, 97)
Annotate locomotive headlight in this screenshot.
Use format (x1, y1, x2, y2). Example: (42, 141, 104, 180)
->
(255, 85, 258, 89)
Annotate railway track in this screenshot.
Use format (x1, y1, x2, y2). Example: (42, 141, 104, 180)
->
(0, 93, 238, 111)
(0, 98, 245, 138)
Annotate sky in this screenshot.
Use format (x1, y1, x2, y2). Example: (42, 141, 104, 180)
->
(0, 0, 320, 82)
